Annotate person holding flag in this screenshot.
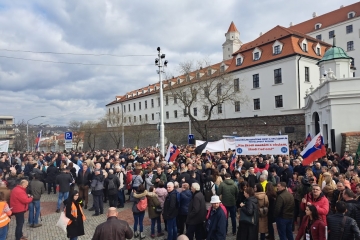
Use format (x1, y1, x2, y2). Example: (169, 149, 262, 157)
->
(300, 132, 326, 166)
(34, 130, 42, 152)
(165, 143, 180, 163)
(303, 133, 312, 146)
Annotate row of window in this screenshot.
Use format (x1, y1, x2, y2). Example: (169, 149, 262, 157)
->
(115, 95, 283, 123)
(315, 25, 353, 41)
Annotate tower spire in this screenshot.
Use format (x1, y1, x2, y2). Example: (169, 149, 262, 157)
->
(227, 21, 238, 33)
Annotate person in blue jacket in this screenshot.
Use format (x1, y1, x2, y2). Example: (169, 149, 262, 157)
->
(206, 195, 226, 240)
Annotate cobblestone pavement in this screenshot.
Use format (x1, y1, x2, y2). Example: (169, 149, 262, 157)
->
(6, 190, 296, 240)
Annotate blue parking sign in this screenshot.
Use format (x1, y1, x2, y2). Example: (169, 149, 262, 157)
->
(65, 132, 73, 140)
(188, 134, 194, 145)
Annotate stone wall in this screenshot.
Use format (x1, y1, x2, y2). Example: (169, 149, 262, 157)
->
(341, 132, 360, 155)
(120, 113, 305, 148)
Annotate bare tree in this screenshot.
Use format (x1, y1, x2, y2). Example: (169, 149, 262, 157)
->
(82, 120, 105, 151)
(68, 120, 83, 150)
(13, 120, 27, 151)
(125, 115, 149, 148)
(105, 112, 124, 149)
(169, 60, 247, 140)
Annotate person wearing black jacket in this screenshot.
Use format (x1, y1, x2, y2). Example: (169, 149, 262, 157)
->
(162, 182, 178, 240)
(177, 169, 190, 187)
(104, 169, 120, 208)
(343, 188, 360, 227)
(55, 168, 73, 212)
(237, 187, 259, 240)
(46, 162, 58, 194)
(327, 201, 360, 240)
(186, 183, 207, 240)
(76, 164, 91, 209)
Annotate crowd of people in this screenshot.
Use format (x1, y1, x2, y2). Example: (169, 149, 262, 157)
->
(0, 141, 360, 240)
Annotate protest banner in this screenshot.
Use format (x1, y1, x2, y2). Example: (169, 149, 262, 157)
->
(0, 140, 9, 152)
(235, 135, 289, 155)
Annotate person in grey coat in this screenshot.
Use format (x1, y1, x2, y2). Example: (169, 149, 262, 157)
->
(29, 173, 45, 227)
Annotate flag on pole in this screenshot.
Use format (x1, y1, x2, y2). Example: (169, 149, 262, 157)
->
(165, 142, 180, 162)
(194, 141, 208, 155)
(303, 133, 312, 145)
(300, 132, 326, 166)
(35, 130, 42, 152)
(229, 153, 237, 172)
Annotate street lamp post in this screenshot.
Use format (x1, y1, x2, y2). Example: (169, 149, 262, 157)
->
(26, 116, 45, 151)
(155, 47, 168, 156)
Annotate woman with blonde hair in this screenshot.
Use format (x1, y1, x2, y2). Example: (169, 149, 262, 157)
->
(322, 175, 336, 202)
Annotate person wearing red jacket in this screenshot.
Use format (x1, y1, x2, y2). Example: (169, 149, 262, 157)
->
(296, 205, 326, 240)
(300, 184, 329, 225)
(10, 180, 33, 240)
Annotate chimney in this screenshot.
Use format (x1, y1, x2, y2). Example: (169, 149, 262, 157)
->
(259, 32, 262, 36)
(289, 22, 293, 27)
(340, 5, 344, 8)
(313, 12, 317, 18)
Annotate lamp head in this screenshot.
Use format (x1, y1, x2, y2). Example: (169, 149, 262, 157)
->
(157, 47, 160, 52)
(155, 58, 159, 65)
(160, 54, 165, 59)
(164, 60, 168, 67)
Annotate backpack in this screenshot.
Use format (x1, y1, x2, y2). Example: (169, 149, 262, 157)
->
(204, 182, 214, 202)
(108, 178, 116, 190)
(136, 197, 148, 212)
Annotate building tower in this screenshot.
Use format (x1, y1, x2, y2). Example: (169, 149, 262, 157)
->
(222, 21, 242, 61)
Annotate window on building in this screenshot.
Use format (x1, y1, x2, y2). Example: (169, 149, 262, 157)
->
(274, 68, 282, 84)
(348, 41, 354, 51)
(234, 78, 239, 92)
(349, 12, 354, 18)
(117, 106, 119, 113)
(254, 52, 260, 61)
(253, 74, 259, 88)
(113, 107, 115, 113)
(108, 108, 110, 115)
(124, 117, 127, 123)
(218, 104, 222, 114)
(305, 67, 310, 82)
(217, 83, 222, 96)
(174, 110, 178, 118)
(254, 98, 260, 110)
(151, 99, 154, 108)
(174, 95, 177, 104)
(351, 57, 355, 67)
(124, 105, 126, 113)
(183, 109, 188, 117)
(139, 115, 142, 121)
(316, 48, 321, 56)
(204, 106, 209, 116)
(129, 117, 131, 123)
(316, 34, 322, 40)
(274, 45, 281, 55)
(196, 72, 200, 79)
(204, 87, 209, 97)
(275, 95, 283, 108)
(192, 90, 197, 101)
(220, 65, 225, 72)
(157, 97, 160, 106)
(193, 107, 197, 116)
(236, 58, 242, 66)
(151, 113, 154, 121)
(346, 25, 353, 34)
(145, 114, 148, 121)
(134, 116, 136, 122)
(165, 95, 169, 105)
(235, 101, 240, 112)
(145, 100, 147, 109)
(186, 75, 190, 82)
(133, 103, 136, 111)
(166, 111, 169, 119)
(139, 102, 141, 110)
(128, 104, 130, 112)
(315, 24, 321, 30)
(303, 43, 307, 52)
(329, 30, 335, 39)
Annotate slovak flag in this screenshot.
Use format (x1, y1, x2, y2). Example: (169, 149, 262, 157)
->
(300, 132, 326, 166)
(165, 142, 180, 162)
(304, 133, 312, 145)
(229, 153, 237, 172)
(35, 130, 42, 152)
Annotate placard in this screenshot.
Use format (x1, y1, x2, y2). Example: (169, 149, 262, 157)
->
(235, 135, 289, 155)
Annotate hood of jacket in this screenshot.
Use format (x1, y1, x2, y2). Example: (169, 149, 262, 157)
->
(134, 190, 148, 198)
(255, 191, 266, 201)
(95, 174, 104, 182)
(247, 196, 258, 205)
(107, 174, 115, 180)
(147, 191, 158, 198)
(224, 178, 235, 185)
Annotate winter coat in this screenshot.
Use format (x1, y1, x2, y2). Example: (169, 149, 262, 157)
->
(163, 190, 178, 220)
(104, 174, 120, 196)
(274, 189, 294, 219)
(186, 191, 207, 225)
(126, 171, 133, 190)
(345, 199, 360, 227)
(155, 187, 168, 208)
(76, 169, 91, 187)
(151, 172, 167, 188)
(10, 185, 33, 213)
(255, 191, 269, 233)
(92, 216, 133, 240)
(296, 216, 326, 240)
(0, 186, 11, 204)
(91, 174, 105, 195)
(177, 172, 191, 187)
(246, 174, 258, 188)
(217, 178, 238, 206)
(147, 192, 161, 219)
(179, 189, 192, 215)
(206, 207, 226, 240)
(331, 189, 346, 212)
(29, 179, 45, 201)
(131, 174, 144, 188)
(327, 213, 360, 240)
(237, 196, 259, 240)
(65, 200, 85, 238)
(131, 190, 148, 213)
(300, 192, 329, 225)
(46, 165, 58, 183)
(55, 172, 73, 193)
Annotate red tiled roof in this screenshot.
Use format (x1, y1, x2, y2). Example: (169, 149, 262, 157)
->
(227, 21, 239, 33)
(290, 2, 360, 33)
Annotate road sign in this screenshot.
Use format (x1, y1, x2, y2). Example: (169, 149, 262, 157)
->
(65, 142, 73, 149)
(188, 134, 195, 145)
(65, 132, 73, 140)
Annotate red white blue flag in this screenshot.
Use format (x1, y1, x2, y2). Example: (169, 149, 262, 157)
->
(35, 130, 42, 152)
(165, 142, 180, 162)
(300, 132, 326, 166)
(230, 153, 237, 172)
(303, 133, 312, 145)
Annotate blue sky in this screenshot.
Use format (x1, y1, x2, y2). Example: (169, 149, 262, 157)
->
(0, 0, 356, 125)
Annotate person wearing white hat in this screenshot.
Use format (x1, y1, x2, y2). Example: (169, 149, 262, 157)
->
(205, 195, 227, 240)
